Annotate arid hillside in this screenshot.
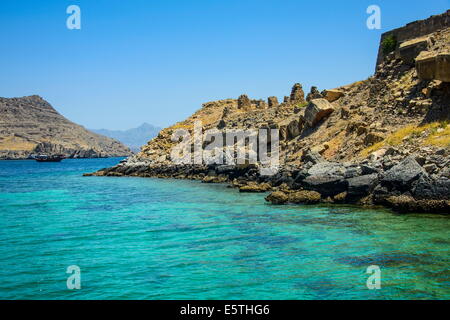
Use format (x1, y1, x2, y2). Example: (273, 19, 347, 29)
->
(0, 95, 132, 159)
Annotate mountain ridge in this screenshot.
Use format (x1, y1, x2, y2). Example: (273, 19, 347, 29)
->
(91, 123, 161, 153)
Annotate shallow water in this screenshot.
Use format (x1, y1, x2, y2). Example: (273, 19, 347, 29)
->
(0, 158, 448, 300)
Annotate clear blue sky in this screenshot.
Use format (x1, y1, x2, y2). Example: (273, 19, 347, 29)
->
(1, 0, 449, 130)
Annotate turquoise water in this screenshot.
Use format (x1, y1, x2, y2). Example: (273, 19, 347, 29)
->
(0, 158, 448, 300)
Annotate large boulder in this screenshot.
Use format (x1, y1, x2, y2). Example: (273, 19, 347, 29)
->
(412, 176, 450, 200)
(265, 191, 289, 204)
(307, 162, 346, 177)
(381, 156, 428, 191)
(279, 117, 304, 140)
(398, 37, 430, 65)
(304, 99, 335, 127)
(347, 174, 379, 198)
(323, 89, 345, 103)
(302, 175, 348, 197)
(416, 51, 450, 82)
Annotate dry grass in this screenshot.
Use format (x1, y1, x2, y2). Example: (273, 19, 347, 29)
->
(0, 136, 36, 151)
(360, 121, 450, 157)
(423, 122, 450, 147)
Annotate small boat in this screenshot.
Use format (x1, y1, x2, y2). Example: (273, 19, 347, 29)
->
(35, 154, 65, 162)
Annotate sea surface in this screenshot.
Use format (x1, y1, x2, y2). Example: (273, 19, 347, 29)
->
(0, 158, 448, 300)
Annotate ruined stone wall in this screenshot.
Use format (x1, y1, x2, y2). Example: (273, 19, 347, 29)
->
(376, 10, 450, 70)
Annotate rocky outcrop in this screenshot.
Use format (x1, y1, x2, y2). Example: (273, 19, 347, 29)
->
(237, 95, 252, 110)
(322, 89, 345, 103)
(416, 51, 450, 82)
(268, 96, 279, 108)
(0, 96, 131, 159)
(306, 87, 323, 102)
(304, 99, 334, 127)
(289, 83, 305, 104)
(398, 37, 430, 65)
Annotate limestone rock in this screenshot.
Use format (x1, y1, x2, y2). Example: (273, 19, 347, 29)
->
(416, 51, 450, 82)
(279, 117, 304, 140)
(304, 99, 335, 127)
(398, 37, 430, 65)
(323, 89, 345, 103)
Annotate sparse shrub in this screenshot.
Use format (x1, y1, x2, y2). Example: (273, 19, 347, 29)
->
(382, 34, 397, 55)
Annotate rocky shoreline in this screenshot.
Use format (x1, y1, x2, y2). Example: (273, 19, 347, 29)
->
(85, 12, 450, 215)
(85, 148, 450, 214)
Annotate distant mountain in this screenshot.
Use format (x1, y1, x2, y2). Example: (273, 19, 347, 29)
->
(0, 95, 132, 159)
(91, 123, 161, 153)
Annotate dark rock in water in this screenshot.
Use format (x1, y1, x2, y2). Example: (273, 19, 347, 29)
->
(381, 156, 428, 191)
(335, 252, 433, 268)
(347, 174, 379, 198)
(302, 175, 348, 197)
(412, 176, 450, 200)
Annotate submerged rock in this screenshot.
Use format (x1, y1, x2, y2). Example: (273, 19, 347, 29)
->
(288, 190, 322, 204)
(265, 191, 289, 205)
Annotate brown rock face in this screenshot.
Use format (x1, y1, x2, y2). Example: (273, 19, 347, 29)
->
(265, 191, 288, 204)
(237, 94, 252, 109)
(267, 96, 279, 108)
(323, 89, 345, 103)
(289, 83, 305, 104)
(255, 100, 268, 109)
(0, 95, 132, 159)
(288, 190, 321, 204)
(279, 117, 304, 141)
(304, 99, 335, 127)
(398, 37, 430, 65)
(416, 51, 450, 82)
